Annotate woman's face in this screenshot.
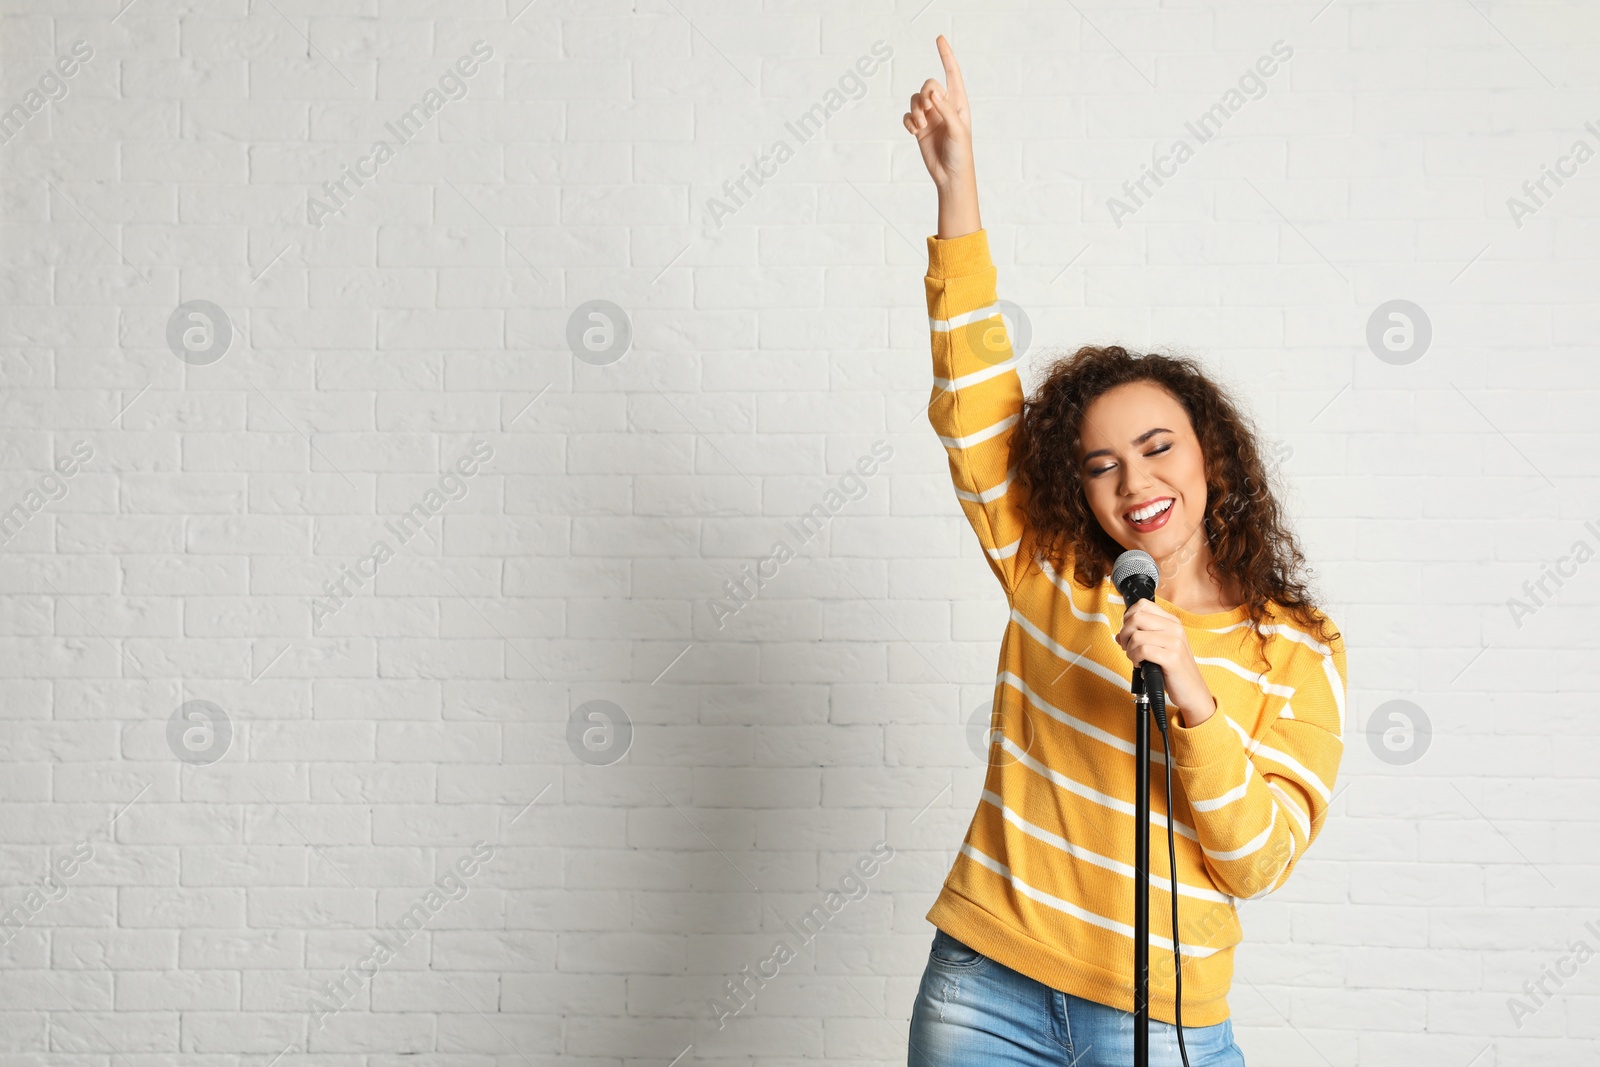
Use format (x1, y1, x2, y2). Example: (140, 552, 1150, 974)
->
(1076, 380, 1209, 558)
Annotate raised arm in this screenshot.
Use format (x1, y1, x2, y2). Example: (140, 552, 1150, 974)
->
(906, 36, 1036, 598)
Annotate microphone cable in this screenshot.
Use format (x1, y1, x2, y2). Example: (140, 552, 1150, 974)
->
(1148, 679, 1193, 1067)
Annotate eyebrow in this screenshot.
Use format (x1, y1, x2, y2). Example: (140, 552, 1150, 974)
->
(1080, 427, 1174, 464)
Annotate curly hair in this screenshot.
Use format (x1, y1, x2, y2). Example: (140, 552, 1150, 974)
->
(1009, 344, 1340, 670)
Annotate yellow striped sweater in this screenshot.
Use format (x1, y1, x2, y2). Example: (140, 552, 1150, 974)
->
(921, 229, 1348, 1027)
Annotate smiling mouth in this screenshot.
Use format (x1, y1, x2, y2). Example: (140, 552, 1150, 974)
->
(1124, 497, 1174, 530)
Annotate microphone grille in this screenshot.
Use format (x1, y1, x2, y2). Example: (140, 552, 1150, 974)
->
(1111, 549, 1159, 592)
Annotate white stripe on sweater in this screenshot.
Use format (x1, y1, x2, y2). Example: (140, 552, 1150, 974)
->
(1247, 831, 1295, 900)
(929, 303, 1000, 331)
(986, 538, 1021, 561)
(996, 733, 1198, 842)
(953, 466, 1015, 505)
(1204, 801, 1277, 862)
(936, 412, 1017, 451)
(933, 354, 1022, 393)
(1267, 781, 1311, 840)
(957, 842, 1232, 956)
(979, 789, 1231, 904)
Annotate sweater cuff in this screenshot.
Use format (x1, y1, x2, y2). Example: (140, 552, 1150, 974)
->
(1165, 698, 1238, 769)
(926, 228, 992, 280)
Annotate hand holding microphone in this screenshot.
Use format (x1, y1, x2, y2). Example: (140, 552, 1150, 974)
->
(1111, 550, 1218, 729)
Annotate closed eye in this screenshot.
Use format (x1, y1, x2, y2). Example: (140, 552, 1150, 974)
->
(1088, 442, 1171, 478)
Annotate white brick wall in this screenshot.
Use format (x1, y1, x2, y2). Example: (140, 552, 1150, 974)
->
(1, 0, 1596, 1063)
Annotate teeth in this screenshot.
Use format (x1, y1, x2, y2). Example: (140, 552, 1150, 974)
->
(1128, 498, 1173, 523)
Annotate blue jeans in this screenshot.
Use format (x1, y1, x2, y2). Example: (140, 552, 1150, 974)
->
(908, 928, 1246, 1066)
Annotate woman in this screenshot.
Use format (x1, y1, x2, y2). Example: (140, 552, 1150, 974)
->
(902, 36, 1347, 1067)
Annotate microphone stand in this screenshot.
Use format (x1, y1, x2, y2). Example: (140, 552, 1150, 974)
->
(1131, 662, 1152, 1067)
(1114, 557, 1188, 1067)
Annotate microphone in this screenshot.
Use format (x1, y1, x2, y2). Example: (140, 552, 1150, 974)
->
(1111, 549, 1167, 729)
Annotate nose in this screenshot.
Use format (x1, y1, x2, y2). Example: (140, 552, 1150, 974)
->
(1118, 454, 1154, 502)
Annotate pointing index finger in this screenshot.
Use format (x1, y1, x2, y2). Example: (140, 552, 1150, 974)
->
(936, 34, 966, 97)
